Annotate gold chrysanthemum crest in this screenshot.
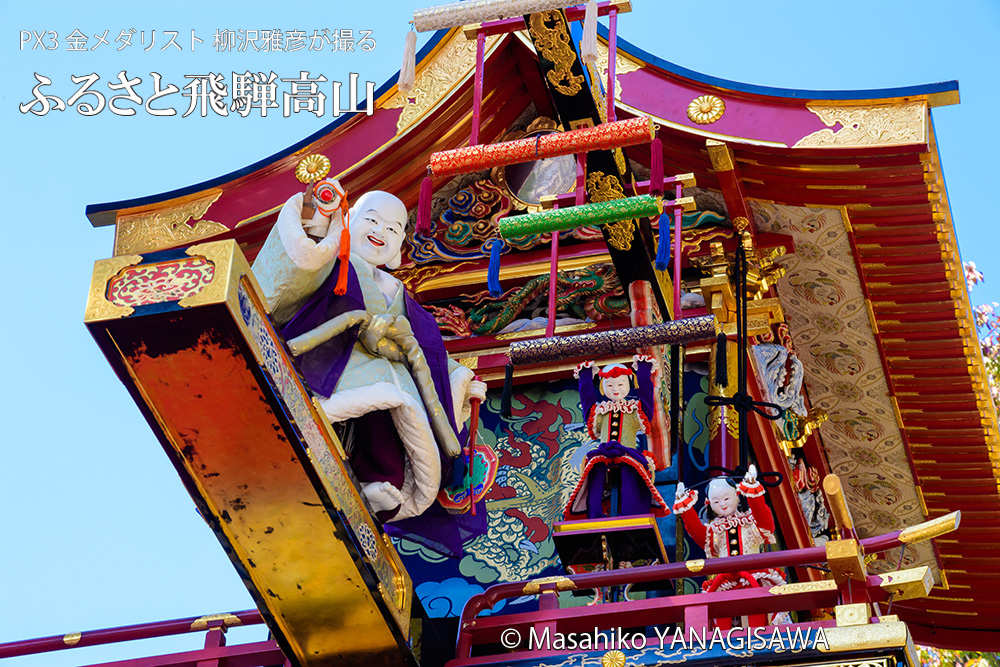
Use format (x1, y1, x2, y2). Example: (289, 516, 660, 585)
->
(602, 650, 627, 667)
(295, 154, 331, 183)
(687, 95, 726, 125)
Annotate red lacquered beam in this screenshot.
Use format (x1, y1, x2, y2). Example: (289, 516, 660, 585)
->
(463, 571, 904, 648)
(81, 640, 284, 667)
(458, 513, 959, 642)
(470, 30, 485, 145)
(429, 117, 654, 177)
(0, 610, 263, 659)
(606, 7, 617, 122)
(625, 175, 696, 197)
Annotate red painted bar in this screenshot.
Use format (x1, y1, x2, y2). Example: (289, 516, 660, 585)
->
(471, 30, 485, 146)
(81, 640, 284, 667)
(430, 118, 654, 177)
(459, 584, 861, 652)
(546, 206, 560, 338)
(684, 604, 710, 636)
(456, 529, 926, 640)
(672, 181, 682, 320)
(0, 610, 264, 660)
(606, 8, 618, 123)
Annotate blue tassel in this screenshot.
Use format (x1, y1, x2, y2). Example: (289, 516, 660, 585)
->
(488, 238, 504, 297)
(655, 224, 670, 271)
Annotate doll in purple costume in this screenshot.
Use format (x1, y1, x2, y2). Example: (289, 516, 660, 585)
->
(564, 356, 668, 520)
(252, 183, 487, 528)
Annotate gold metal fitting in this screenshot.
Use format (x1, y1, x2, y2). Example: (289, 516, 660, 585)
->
(826, 539, 867, 583)
(898, 511, 961, 544)
(835, 602, 871, 627)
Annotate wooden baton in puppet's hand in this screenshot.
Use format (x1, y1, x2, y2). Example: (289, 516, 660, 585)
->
(467, 375, 483, 515)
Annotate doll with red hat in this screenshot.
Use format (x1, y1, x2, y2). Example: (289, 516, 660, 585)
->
(563, 356, 669, 520)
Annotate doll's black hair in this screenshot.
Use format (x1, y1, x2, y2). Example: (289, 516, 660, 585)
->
(698, 476, 750, 522)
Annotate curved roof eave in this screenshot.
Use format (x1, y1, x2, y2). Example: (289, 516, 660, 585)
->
(86, 29, 453, 227)
(603, 24, 959, 106)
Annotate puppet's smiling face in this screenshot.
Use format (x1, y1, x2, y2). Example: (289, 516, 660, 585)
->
(351, 208, 404, 267)
(707, 481, 739, 518)
(601, 376, 630, 402)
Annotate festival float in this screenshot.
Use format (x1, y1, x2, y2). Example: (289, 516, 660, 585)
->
(4, 1, 997, 666)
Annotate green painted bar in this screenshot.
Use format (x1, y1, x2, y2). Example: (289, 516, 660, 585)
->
(498, 195, 662, 239)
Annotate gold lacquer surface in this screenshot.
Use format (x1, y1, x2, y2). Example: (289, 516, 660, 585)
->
(522, 576, 577, 595)
(177, 241, 244, 309)
(84, 254, 144, 322)
(826, 539, 868, 583)
(114, 190, 225, 255)
(835, 602, 871, 627)
(587, 171, 633, 251)
(818, 621, 909, 653)
(384, 30, 501, 132)
(96, 244, 414, 666)
(794, 103, 927, 149)
(898, 511, 961, 544)
(877, 566, 934, 601)
(529, 11, 584, 96)
(768, 580, 837, 595)
(602, 649, 627, 667)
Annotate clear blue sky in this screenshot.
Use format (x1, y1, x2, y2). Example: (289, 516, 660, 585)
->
(2, 1, 998, 664)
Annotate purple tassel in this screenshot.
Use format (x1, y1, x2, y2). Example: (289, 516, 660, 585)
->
(650, 136, 663, 196)
(488, 238, 504, 297)
(417, 174, 433, 235)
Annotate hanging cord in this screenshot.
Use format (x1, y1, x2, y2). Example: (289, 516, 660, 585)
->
(886, 543, 907, 615)
(700, 466, 784, 489)
(703, 242, 783, 465)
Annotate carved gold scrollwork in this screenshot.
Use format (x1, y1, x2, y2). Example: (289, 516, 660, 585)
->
(794, 102, 927, 148)
(586, 171, 634, 251)
(529, 11, 585, 96)
(385, 32, 501, 132)
(84, 254, 144, 322)
(595, 40, 642, 101)
(114, 190, 226, 255)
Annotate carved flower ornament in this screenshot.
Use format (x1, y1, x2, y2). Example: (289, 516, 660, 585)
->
(687, 95, 726, 125)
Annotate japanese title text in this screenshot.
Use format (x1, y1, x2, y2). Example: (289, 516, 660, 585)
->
(19, 72, 376, 118)
(19, 29, 376, 52)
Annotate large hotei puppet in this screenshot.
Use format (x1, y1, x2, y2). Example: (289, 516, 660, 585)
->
(673, 465, 787, 627)
(564, 356, 669, 520)
(252, 181, 487, 525)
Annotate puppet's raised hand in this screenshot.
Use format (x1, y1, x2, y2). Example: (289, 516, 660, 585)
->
(738, 464, 764, 497)
(673, 481, 697, 513)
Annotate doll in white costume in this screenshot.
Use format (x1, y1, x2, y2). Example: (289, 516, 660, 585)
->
(252, 180, 486, 526)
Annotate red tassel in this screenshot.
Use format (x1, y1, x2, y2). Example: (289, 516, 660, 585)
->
(333, 200, 351, 295)
(650, 136, 663, 196)
(417, 175, 433, 235)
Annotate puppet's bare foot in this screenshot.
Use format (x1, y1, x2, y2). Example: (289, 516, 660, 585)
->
(362, 481, 404, 514)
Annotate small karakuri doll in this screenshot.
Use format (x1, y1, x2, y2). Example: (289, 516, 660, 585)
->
(673, 465, 787, 628)
(564, 356, 669, 520)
